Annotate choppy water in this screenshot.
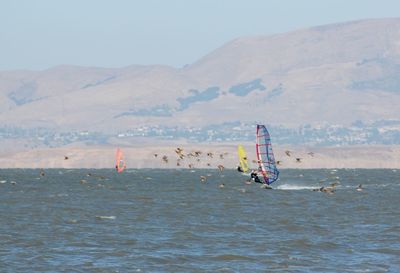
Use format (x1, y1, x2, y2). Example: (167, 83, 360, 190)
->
(0, 169, 399, 272)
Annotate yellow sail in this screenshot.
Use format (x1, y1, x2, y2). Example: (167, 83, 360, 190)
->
(237, 145, 249, 173)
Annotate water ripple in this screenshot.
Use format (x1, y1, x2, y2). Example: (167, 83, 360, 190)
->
(0, 169, 399, 272)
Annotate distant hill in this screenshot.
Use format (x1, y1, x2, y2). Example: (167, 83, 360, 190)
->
(1, 18, 400, 147)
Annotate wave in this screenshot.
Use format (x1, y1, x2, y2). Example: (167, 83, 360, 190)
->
(276, 184, 317, 190)
(95, 215, 116, 220)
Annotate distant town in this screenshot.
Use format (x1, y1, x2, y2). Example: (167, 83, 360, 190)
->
(1, 119, 400, 148)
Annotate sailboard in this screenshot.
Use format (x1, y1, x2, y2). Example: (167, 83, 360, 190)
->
(237, 144, 249, 173)
(115, 148, 126, 173)
(256, 124, 279, 185)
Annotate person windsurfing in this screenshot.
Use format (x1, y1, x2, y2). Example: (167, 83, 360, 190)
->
(250, 170, 262, 183)
(237, 165, 244, 172)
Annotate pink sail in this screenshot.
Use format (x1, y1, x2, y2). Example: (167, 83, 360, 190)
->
(115, 148, 126, 173)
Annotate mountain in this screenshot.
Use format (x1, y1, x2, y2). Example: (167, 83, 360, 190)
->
(1, 18, 400, 147)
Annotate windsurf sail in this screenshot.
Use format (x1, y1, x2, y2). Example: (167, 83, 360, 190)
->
(256, 125, 279, 185)
(237, 144, 249, 173)
(115, 148, 126, 173)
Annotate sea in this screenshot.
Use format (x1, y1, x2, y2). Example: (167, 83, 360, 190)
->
(0, 168, 399, 273)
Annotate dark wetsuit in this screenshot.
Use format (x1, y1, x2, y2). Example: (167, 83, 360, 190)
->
(251, 172, 262, 183)
(237, 166, 244, 173)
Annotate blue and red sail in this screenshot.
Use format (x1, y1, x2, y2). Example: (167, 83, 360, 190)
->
(256, 124, 279, 185)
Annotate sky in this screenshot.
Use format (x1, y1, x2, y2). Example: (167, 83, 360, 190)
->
(1, 0, 400, 70)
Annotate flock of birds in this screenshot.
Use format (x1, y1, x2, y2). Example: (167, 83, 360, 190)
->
(32, 148, 365, 193)
(59, 147, 316, 178)
(150, 147, 364, 193)
(150, 147, 319, 186)
(59, 147, 314, 169)
(153, 147, 228, 171)
(153, 148, 315, 171)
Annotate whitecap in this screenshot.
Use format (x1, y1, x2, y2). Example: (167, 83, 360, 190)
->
(95, 215, 116, 220)
(276, 184, 317, 190)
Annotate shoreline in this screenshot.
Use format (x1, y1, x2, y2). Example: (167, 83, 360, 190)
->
(1, 144, 400, 169)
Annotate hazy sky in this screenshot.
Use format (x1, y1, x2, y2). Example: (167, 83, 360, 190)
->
(1, 0, 400, 70)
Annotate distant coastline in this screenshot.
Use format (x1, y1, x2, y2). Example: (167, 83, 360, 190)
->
(1, 144, 399, 169)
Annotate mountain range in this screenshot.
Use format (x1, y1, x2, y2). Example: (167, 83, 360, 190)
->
(1, 18, 400, 147)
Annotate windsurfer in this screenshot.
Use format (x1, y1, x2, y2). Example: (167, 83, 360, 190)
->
(237, 165, 244, 172)
(250, 170, 262, 183)
(254, 125, 279, 186)
(115, 148, 126, 173)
